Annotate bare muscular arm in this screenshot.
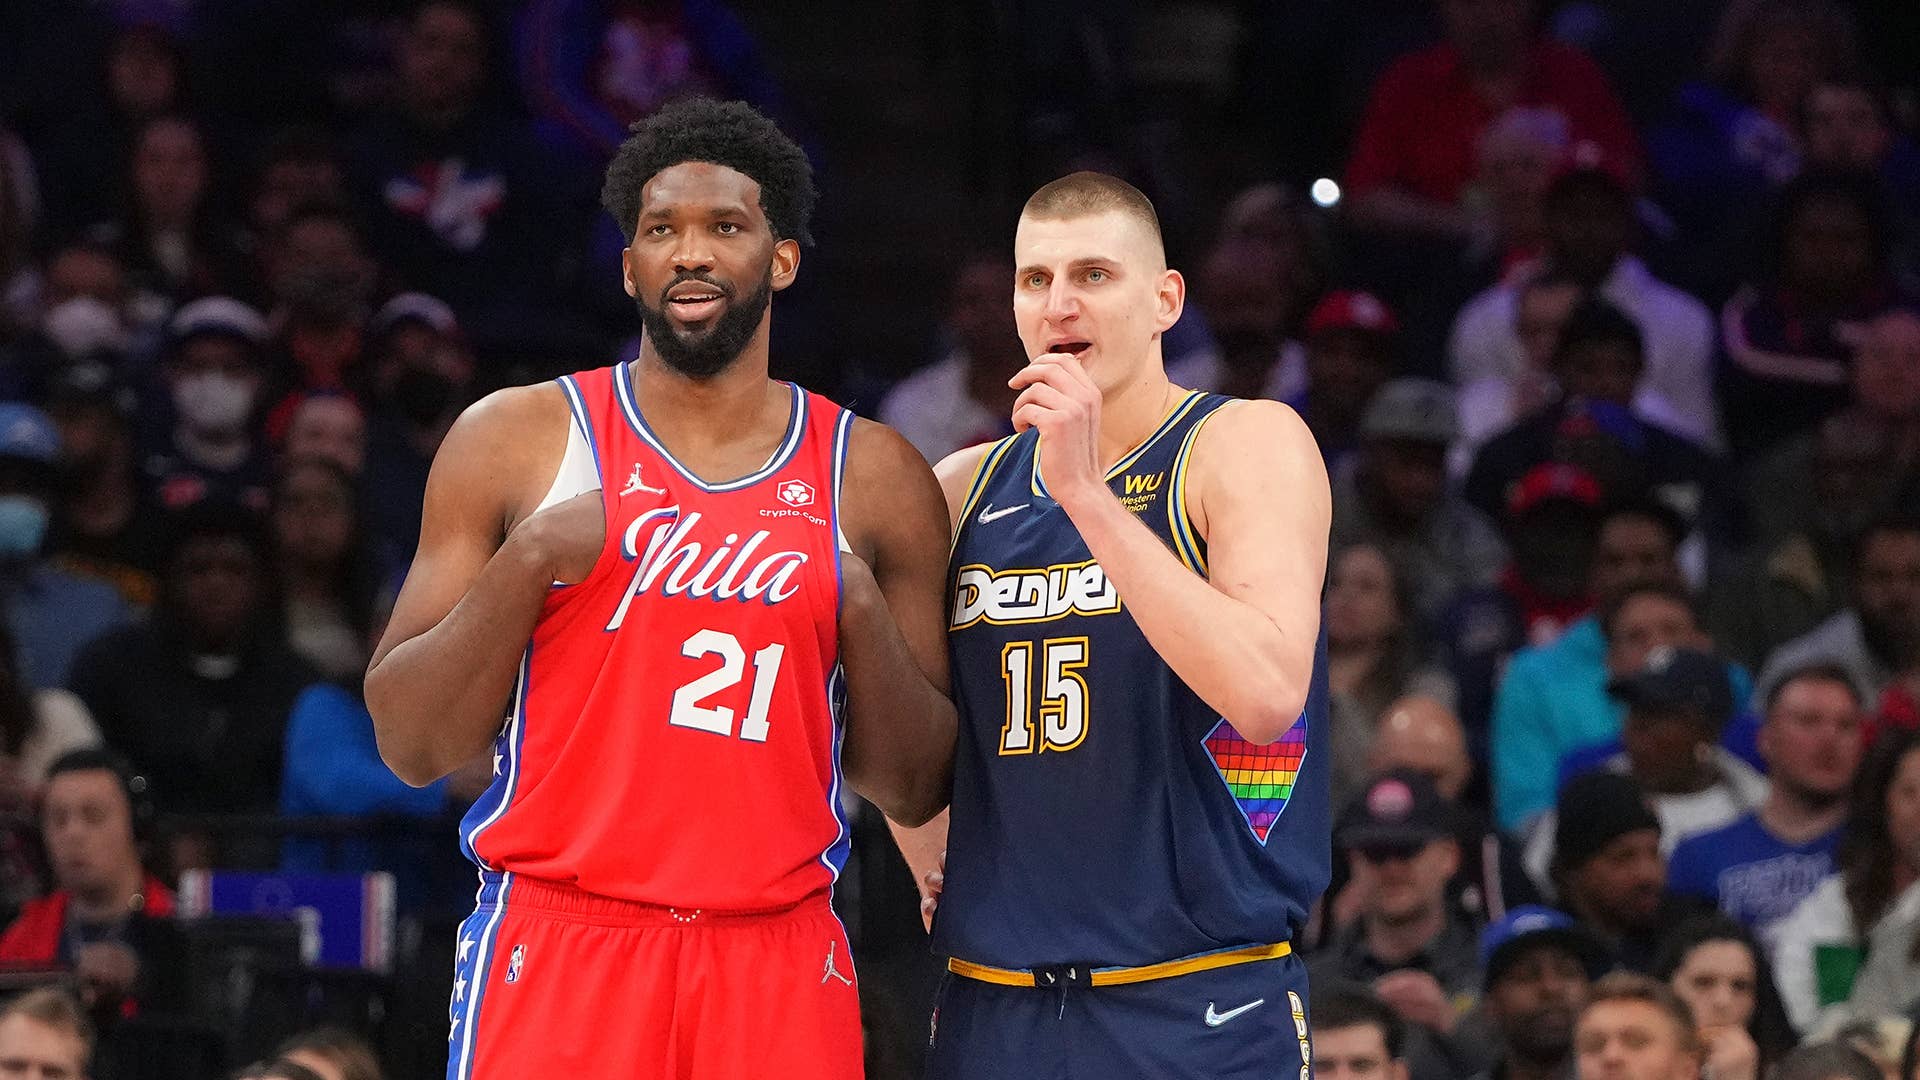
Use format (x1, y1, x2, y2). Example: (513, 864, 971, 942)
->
(835, 418, 959, 827)
(364, 385, 599, 786)
(1014, 356, 1329, 744)
(885, 441, 993, 925)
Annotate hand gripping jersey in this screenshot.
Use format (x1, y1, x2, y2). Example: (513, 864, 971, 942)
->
(457, 363, 854, 910)
(932, 391, 1331, 971)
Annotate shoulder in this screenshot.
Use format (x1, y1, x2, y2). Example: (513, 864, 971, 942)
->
(838, 415, 949, 554)
(1189, 397, 1318, 466)
(449, 381, 570, 443)
(1454, 281, 1519, 328)
(430, 380, 572, 518)
(1671, 816, 1748, 860)
(1188, 399, 1327, 497)
(28, 564, 126, 610)
(933, 437, 1017, 521)
(1780, 874, 1853, 933)
(841, 415, 935, 487)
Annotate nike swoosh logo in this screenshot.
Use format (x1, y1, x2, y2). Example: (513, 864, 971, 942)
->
(1204, 998, 1266, 1028)
(977, 503, 1028, 524)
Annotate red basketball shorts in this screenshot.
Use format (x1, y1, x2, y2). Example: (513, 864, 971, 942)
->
(446, 872, 864, 1079)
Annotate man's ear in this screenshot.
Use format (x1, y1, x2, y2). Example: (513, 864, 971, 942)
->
(771, 238, 801, 292)
(1154, 268, 1185, 334)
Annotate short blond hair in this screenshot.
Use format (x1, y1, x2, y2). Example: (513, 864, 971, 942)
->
(0, 987, 94, 1068)
(1583, 972, 1700, 1056)
(1021, 171, 1164, 253)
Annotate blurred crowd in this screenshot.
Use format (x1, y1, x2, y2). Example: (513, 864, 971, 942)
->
(0, 0, 1918, 1077)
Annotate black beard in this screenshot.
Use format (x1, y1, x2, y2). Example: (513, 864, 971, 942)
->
(636, 270, 774, 379)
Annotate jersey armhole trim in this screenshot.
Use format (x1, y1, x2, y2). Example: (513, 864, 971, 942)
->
(1167, 405, 1222, 577)
(556, 375, 604, 490)
(1030, 389, 1204, 499)
(830, 407, 854, 556)
(953, 436, 1019, 552)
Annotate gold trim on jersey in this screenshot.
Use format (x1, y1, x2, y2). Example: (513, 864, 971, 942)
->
(1166, 404, 1224, 576)
(953, 436, 1020, 552)
(946, 940, 1292, 988)
(1030, 390, 1206, 499)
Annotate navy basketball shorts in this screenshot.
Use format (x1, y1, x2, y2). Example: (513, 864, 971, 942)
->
(926, 952, 1312, 1080)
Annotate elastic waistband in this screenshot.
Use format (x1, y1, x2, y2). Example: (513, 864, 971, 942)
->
(474, 871, 830, 928)
(947, 941, 1292, 988)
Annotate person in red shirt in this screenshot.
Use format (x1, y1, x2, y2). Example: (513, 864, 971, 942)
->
(1345, 0, 1642, 243)
(0, 748, 175, 1017)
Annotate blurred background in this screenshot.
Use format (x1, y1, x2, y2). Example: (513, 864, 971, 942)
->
(0, 1, 1918, 1078)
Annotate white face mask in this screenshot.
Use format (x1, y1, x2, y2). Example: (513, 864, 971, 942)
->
(41, 296, 127, 357)
(173, 372, 256, 432)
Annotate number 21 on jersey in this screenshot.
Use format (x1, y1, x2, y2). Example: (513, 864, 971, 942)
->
(999, 636, 1090, 754)
(668, 628, 784, 741)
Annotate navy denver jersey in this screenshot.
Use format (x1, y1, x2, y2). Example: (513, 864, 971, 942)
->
(932, 390, 1330, 971)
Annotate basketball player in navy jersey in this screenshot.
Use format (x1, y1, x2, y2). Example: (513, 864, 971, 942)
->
(896, 172, 1332, 1078)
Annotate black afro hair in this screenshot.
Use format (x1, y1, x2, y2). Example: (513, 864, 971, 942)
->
(600, 98, 816, 247)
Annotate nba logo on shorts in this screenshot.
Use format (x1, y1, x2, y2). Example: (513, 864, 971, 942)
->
(506, 944, 525, 984)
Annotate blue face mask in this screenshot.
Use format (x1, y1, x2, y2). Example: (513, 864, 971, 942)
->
(0, 495, 49, 560)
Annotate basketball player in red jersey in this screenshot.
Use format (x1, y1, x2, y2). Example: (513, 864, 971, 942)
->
(364, 98, 956, 1079)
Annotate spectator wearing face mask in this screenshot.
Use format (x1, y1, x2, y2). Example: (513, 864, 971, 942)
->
(141, 297, 273, 515)
(0, 403, 132, 693)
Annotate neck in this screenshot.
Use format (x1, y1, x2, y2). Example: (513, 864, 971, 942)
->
(1364, 902, 1446, 966)
(631, 332, 784, 454)
(1896, 860, 1919, 898)
(1642, 756, 1718, 795)
(176, 425, 251, 470)
(69, 865, 144, 924)
(1096, 354, 1178, 472)
(1759, 785, 1849, 844)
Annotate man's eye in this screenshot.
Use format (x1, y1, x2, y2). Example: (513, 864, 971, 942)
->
(1085, 269, 1106, 282)
(716, 222, 740, 234)
(648, 224, 671, 237)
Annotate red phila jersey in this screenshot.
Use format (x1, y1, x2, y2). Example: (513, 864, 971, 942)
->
(459, 363, 853, 911)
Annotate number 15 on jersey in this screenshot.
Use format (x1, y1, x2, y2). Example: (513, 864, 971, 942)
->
(999, 636, 1090, 755)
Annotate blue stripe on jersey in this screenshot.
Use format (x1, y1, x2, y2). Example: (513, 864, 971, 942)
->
(817, 405, 854, 882)
(448, 869, 514, 1079)
(613, 363, 808, 492)
(458, 649, 531, 866)
(555, 375, 604, 488)
(817, 663, 853, 881)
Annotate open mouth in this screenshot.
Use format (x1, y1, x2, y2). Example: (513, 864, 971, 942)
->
(1049, 340, 1092, 357)
(665, 281, 729, 323)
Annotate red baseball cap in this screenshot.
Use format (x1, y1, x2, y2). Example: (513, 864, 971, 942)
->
(1506, 462, 1603, 517)
(1306, 290, 1400, 337)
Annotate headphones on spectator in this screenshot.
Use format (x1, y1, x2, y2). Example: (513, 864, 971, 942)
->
(43, 746, 159, 847)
